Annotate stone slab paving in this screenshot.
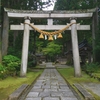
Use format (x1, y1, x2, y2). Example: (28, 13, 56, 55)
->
(25, 63, 78, 100)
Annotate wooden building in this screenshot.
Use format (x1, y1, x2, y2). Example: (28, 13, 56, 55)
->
(65, 39, 92, 65)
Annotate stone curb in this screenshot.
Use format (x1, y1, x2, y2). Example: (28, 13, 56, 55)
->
(7, 84, 29, 100)
(7, 72, 42, 100)
(74, 83, 95, 100)
(18, 73, 42, 100)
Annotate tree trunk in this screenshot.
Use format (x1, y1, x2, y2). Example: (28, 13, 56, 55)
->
(2, 11, 9, 57)
(13, 31, 18, 47)
(92, 7, 99, 62)
(33, 33, 36, 54)
(0, 25, 2, 63)
(92, 13, 96, 62)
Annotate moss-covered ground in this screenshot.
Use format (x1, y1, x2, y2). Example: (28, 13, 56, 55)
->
(0, 70, 43, 100)
(57, 67, 100, 100)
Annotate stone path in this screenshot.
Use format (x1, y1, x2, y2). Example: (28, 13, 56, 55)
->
(25, 63, 79, 100)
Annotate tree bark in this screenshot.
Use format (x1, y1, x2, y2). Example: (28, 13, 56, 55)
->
(92, 13, 96, 62)
(0, 25, 2, 63)
(2, 11, 9, 57)
(92, 7, 99, 62)
(13, 31, 18, 47)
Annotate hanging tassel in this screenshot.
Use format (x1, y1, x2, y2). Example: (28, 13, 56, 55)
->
(45, 35, 47, 40)
(48, 35, 53, 41)
(39, 33, 44, 39)
(57, 33, 63, 38)
(54, 35, 57, 40)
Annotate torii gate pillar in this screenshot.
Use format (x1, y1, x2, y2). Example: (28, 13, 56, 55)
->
(70, 18, 81, 77)
(20, 16, 30, 77)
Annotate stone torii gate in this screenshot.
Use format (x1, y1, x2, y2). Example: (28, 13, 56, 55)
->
(2, 8, 96, 77)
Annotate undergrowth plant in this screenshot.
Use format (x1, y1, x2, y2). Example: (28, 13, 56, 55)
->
(2, 55, 21, 77)
(82, 63, 100, 73)
(0, 64, 6, 79)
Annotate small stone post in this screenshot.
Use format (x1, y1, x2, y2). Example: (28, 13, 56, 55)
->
(70, 18, 81, 77)
(20, 16, 30, 77)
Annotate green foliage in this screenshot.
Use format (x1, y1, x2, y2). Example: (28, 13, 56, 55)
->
(28, 54, 37, 67)
(3, 55, 20, 65)
(0, 64, 6, 79)
(36, 41, 45, 53)
(83, 63, 100, 73)
(3, 55, 21, 76)
(8, 47, 22, 58)
(42, 42, 62, 61)
(55, 0, 95, 10)
(8, 32, 22, 58)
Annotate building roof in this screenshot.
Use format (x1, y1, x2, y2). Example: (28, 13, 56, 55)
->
(65, 39, 92, 55)
(79, 39, 92, 51)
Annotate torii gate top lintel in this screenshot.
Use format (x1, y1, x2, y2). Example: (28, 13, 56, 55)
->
(4, 8, 96, 19)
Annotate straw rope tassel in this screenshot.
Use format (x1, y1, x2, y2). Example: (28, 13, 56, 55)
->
(48, 35, 53, 41)
(39, 33, 44, 39)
